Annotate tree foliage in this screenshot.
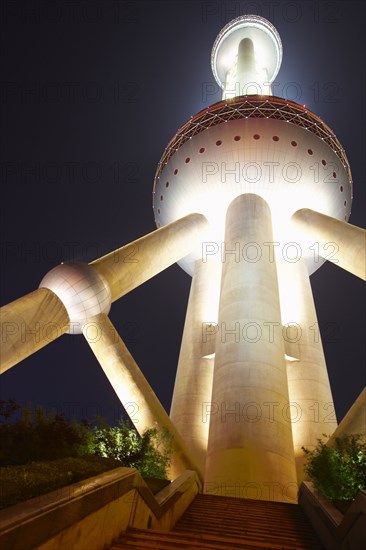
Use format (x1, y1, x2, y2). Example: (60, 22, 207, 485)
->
(0, 401, 171, 480)
(91, 418, 171, 479)
(0, 402, 91, 466)
(302, 434, 366, 501)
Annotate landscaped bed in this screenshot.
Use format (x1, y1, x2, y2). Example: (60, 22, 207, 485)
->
(0, 455, 122, 510)
(0, 401, 171, 510)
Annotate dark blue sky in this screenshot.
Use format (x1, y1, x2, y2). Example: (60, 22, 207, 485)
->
(1, 0, 365, 425)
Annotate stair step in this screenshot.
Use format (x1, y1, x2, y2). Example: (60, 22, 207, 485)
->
(177, 526, 319, 540)
(110, 493, 324, 549)
(176, 521, 312, 533)
(175, 526, 321, 546)
(172, 527, 320, 543)
(113, 528, 321, 549)
(175, 516, 315, 531)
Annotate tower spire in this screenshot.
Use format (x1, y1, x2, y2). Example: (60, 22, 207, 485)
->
(211, 15, 282, 99)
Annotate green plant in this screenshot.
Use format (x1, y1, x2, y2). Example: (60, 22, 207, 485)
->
(0, 402, 92, 466)
(302, 434, 366, 501)
(0, 400, 172, 481)
(0, 456, 122, 509)
(91, 418, 172, 479)
(0, 399, 20, 420)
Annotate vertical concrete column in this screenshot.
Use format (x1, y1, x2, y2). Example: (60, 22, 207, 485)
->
(83, 313, 203, 481)
(277, 257, 337, 482)
(205, 194, 297, 503)
(170, 258, 222, 473)
(236, 38, 256, 95)
(292, 209, 366, 281)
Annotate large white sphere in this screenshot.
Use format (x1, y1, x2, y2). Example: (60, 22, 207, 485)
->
(39, 262, 111, 334)
(153, 97, 352, 276)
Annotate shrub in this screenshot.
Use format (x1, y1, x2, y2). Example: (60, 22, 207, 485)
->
(0, 402, 92, 466)
(302, 434, 366, 502)
(0, 399, 20, 420)
(0, 400, 172, 481)
(0, 456, 122, 509)
(91, 418, 172, 479)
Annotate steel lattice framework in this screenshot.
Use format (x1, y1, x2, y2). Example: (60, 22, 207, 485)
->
(154, 96, 352, 190)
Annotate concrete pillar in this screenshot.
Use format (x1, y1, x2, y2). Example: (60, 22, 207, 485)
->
(205, 194, 297, 503)
(277, 257, 337, 482)
(83, 313, 203, 481)
(91, 213, 208, 302)
(236, 38, 256, 95)
(170, 258, 222, 473)
(0, 213, 207, 373)
(0, 288, 69, 373)
(292, 209, 366, 281)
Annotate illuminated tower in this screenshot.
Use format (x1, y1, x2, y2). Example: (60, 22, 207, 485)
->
(1, 16, 365, 504)
(154, 15, 364, 501)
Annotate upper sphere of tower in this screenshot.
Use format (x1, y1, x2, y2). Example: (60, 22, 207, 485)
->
(211, 15, 282, 90)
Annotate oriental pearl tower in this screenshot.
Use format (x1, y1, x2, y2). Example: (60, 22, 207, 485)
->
(153, 15, 364, 502)
(1, 16, 365, 504)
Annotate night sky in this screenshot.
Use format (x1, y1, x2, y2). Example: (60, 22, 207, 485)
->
(1, 0, 365, 426)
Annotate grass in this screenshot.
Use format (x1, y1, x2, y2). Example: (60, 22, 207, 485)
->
(0, 455, 123, 510)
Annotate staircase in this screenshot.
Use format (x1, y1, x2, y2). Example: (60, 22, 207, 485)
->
(112, 493, 324, 549)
